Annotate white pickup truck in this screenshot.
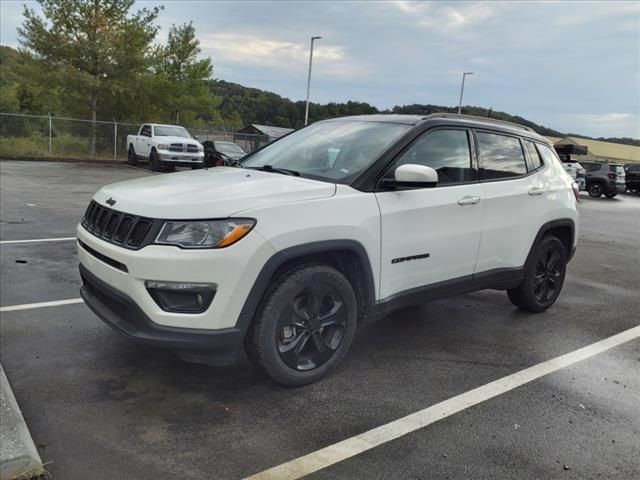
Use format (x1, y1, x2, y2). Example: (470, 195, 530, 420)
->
(127, 123, 204, 172)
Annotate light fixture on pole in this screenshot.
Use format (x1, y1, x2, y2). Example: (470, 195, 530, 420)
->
(304, 36, 322, 126)
(457, 72, 474, 115)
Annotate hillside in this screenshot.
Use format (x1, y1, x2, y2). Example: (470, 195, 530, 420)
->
(211, 79, 640, 146)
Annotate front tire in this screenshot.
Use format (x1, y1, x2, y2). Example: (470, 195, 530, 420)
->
(507, 235, 567, 313)
(588, 183, 603, 197)
(605, 192, 617, 198)
(149, 148, 161, 172)
(248, 264, 358, 386)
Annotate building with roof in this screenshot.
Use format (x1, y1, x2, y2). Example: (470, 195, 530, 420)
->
(237, 124, 294, 141)
(545, 136, 640, 164)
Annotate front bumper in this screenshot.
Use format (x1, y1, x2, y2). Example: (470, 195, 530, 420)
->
(157, 151, 204, 165)
(80, 264, 243, 365)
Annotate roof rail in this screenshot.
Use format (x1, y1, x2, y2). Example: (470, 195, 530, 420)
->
(425, 113, 535, 133)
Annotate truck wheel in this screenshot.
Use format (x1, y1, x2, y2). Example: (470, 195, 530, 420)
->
(605, 192, 617, 198)
(507, 235, 567, 313)
(588, 183, 603, 197)
(247, 264, 358, 386)
(149, 149, 162, 172)
(127, 145, 138, 166)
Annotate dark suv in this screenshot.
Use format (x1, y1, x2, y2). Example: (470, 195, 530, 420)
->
(624, 163, 640, 193)
(581, 162, 626, 198)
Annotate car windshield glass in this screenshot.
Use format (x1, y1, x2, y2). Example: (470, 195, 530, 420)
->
(241, 121, 411, 183)
(215, 142, 245, 154)
(154, 126, 191, 138)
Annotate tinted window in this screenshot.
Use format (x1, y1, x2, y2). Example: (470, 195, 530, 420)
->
(523, 140, 543, 171)
(395, 129, 475, 184)
(140, 125, 151, 137)
(583, 163, 600, 172)
(476, 132, 527, 179)
(537, 144, 560, 168)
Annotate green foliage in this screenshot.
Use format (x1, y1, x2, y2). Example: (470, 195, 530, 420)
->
(154, 22, 220, 126)
(18, 0, 162, 122)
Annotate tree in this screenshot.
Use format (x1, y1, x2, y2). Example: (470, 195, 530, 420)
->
(157, 22, 217, 125)
(18, 0, 162, 154)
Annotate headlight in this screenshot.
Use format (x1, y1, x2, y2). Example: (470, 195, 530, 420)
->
(154, 219, 256, 249)
(157, 144, 170, 151)
(198, 144, 204, 152)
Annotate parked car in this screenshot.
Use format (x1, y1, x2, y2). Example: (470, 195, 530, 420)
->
(581, 161, 626, 198)
(127, 124, 204, 172)
(624, 163, 640, 193)
(561, 160, 586, 190)
(78, 114, 578, 385)
(202, 140, 247, 167)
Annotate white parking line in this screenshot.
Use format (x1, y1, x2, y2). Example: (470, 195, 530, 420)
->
(245, 325, 640, 480)
(0, 237, 76, 245)
(0, 298, 84, 313)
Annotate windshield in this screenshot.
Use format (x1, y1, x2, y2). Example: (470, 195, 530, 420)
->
(154, 126, 192, 138)
(241, 121, 411, 183)
(215, 142, 245, 154)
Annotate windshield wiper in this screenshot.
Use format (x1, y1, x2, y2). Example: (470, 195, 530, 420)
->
(245, 165, 300, 176)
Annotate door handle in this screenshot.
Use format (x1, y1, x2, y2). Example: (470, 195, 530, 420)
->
(457, 195, 480, 205)
(528, 186, 546, 196)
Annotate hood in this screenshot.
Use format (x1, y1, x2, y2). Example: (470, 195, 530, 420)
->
(93, 167, 336, 219)
(156, 136, 201, 146)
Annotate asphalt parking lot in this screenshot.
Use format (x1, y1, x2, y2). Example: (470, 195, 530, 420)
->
(1, 160, 639, 480)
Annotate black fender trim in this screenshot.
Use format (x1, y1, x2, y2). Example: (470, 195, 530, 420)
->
(525, 219, 576, 267)
(236, 239, 376, 334)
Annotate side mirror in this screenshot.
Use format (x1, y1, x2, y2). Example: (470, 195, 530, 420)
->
(381, 164, 438, 189)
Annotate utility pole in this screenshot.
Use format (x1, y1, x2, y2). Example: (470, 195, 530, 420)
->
(304, 36, 322, 126)
(457, 72, 474, 115)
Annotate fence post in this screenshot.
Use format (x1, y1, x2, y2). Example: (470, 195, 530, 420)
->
(48, 112, 52, 154)
(113, 119, 118, 161)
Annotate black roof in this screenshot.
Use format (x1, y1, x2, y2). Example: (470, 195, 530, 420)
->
(322, 113, 549, 143)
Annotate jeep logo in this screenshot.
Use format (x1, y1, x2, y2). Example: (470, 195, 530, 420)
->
(106, 197, 116, 206)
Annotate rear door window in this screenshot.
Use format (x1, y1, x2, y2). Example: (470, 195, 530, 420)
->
(476, 132, 527, 180)
(523, 140, 544, 172)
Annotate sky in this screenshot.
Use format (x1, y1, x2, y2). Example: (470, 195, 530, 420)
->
(1, 0, 639, 138)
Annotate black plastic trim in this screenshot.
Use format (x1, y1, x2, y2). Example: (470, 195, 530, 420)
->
(78, 239, 128, 273)
(79, 264, 244, 366)
(524, 219, 576, 267)
(236, 240, 376, 332)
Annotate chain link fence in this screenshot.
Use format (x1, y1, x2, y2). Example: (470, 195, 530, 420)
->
(0, 113, 270, 161)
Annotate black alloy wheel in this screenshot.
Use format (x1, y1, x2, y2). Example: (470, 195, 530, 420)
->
(532, 247, 563, 304)
(588, 183, 603, 197)
(507, 235, 567, 313)
(247, 264, 357, 386)
(276, 283, 348, 371)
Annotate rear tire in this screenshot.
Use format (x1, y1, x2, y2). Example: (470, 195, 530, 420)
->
(507, 235, 567, 313)
(127, 145, 138, 166)
(248, 264, 358, 386)
(588, 183, 603, 197)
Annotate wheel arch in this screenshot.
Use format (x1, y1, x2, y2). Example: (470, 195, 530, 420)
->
(525, 219, 576, 269)
(237, 240, 376, 337)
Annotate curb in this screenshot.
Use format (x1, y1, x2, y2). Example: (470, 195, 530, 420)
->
(0, 364, 45, 480)
(1, 156, 124, 165)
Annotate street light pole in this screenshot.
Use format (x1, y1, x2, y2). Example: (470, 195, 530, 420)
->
(457, 72, 474, 115)
(304, 36, 322, 126)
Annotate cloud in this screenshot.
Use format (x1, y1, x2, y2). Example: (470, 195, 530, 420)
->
(198, 32, 369, 79)
(552, 113, 640, 138)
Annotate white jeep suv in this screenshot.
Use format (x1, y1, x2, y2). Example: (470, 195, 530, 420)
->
(78, 114, 579, 385)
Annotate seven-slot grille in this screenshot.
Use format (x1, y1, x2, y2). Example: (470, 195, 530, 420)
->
(168, 143, 200, 153)
(81, 200, 154, 249)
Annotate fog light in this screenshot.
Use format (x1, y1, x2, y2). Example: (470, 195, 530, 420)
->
(145, 281, 216, 313)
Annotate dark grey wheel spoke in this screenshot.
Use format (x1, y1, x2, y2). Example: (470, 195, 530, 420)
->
(277, 281, 348, 371)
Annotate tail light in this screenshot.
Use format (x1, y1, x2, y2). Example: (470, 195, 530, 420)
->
(607, 173, 616, 180)
(571, 182, 580, 202)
